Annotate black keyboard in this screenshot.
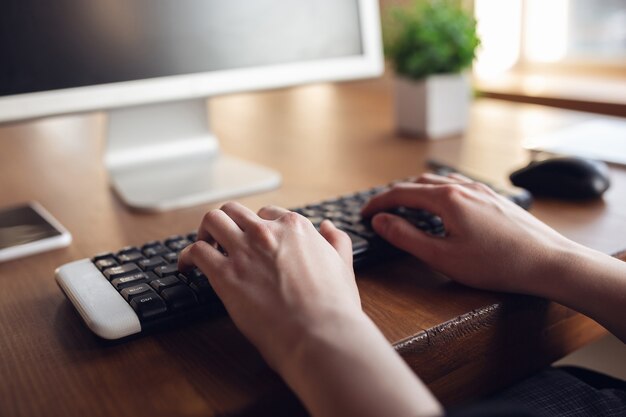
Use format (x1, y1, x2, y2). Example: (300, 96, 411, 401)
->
(290, 161, 532, 266)
(290, 188, 441, 266)
(91, 235, 220, 326)
(59, 163, 532, 338)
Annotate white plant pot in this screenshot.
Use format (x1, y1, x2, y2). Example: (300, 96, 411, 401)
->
(394, 73, 470, 139)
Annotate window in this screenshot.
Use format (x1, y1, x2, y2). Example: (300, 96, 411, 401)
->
(474, 0, 626, 77)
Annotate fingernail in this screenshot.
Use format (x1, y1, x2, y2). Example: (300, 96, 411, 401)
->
(322, 219, 336, 229)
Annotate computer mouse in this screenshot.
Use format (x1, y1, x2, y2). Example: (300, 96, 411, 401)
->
(509, 157, 610, 200)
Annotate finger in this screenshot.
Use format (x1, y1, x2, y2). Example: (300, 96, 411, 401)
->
(371, 213, 445, 263)
(447, 173, 473, 183)
(220, 201, 261, 231)
(178, 241, 232, 300)
(415, 172, 461, 185)
(258, 205, 290, 221)
(361, 183, 444, 218)
(178, 240, 226, 275)
(319, 220, 353, 265)
(197, 209, 244, 252)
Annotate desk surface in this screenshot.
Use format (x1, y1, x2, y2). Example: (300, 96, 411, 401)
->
(1, 78, 625, 417)
(474, 71, 626, 117)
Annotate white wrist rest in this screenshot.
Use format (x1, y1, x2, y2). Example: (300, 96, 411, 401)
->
(56, 259, 141, 339)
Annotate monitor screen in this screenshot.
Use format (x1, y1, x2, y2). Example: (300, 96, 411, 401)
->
(1, 0, 363, 97)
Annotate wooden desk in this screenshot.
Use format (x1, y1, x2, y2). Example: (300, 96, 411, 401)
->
(1, 78, 625, 416)
(474, 71, 626, 117)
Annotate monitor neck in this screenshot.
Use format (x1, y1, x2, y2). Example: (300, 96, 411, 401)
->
(103, 98, 280, 211)
(105, 99, 219, 170)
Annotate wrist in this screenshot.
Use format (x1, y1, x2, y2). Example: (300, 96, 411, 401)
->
(522, 240, 589, 298)
(275, 307, 372, 378)
(523, 239, 619, 305)
(272, 307, 443, 417)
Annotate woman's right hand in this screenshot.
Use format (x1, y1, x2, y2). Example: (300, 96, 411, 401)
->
(361, 172, 626, 343)
(361, 173, 580, 295)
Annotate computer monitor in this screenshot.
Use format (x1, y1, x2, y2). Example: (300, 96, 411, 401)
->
(0, 0, 383, 211)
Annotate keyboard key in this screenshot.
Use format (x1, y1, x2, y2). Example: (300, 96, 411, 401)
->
(321, 211, 344, 220)
(130, 292, 167, 321)
(357, 189, 374, 198)
(120, 283, 152, 301)
(345, 232, 369, 255)
(163, 252, 178, 264)
(343, 214, 362, 224)
(342, 200, 363, 214)
(428, 216, 444, 228)
(142, 241, 161, 248)
(342, 223, 377, 240)
(167, 239, 193, 252)
(94, 257, 118, 271)
(177, 273, 190, 284)
(351, 194, 368, 203)
(103, 263, 140, 281)
(118, 246, 140, 255)
(150, 275, 181, 293)
(394, 207, 430, 219)
(369, 186, 388, 195)
(116, 251, 145, 264)
(142, 244, 170, 258)
(189, 279, 218, 304)
(138, 256, 167, 272)
(111, 272, 149, 290)
(301, 208, 321, 217)
(143, 271, 159, 282)
(326, 219, 352, 229)
(164, 235, 184, 245)
(154, 264, 179, 278)
(391, 207, 442, 233)
(93, 252, 115, 262)
(189, 269, 206, 280)
(320, 203, 342, 211)
(161, 285, 198, 311)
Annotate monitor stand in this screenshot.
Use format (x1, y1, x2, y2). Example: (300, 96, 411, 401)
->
(104, 99, 281, 211)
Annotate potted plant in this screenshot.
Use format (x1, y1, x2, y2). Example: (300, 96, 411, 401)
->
(385, 0, 480, 138)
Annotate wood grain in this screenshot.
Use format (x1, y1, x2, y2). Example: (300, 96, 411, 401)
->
(1, 76, 624, 416)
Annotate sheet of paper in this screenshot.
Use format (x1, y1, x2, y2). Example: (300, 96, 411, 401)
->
(524, 119, 626, 166)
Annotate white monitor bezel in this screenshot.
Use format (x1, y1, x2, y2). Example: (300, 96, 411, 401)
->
(0, 0, 383, 123)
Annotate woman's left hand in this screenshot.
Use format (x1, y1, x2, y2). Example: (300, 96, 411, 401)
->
(178, 202, 361, 372)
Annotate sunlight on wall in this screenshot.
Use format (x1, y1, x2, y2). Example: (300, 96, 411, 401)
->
(474, 0, 522, 77)
(524, 0, 569, 62)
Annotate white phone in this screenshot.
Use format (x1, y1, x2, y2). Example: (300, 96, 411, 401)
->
(0, 202, 72, 262)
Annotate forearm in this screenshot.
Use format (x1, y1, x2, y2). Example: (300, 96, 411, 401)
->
(278, 309, 442, 417)
(527, 243, 626, 343)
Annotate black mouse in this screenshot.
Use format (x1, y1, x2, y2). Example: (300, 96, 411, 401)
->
(509, 157, 610, 200)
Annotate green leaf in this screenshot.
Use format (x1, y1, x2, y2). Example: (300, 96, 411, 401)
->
(383, 0, 481, 80)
